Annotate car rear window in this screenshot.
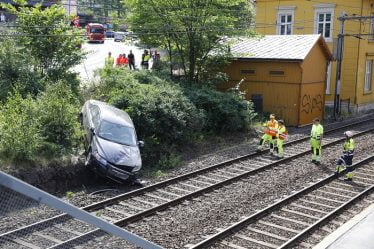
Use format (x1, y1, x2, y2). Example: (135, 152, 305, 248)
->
(98, 120, 137, 146)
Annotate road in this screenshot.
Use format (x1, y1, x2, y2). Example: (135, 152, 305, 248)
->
(75, 38, 151, 83)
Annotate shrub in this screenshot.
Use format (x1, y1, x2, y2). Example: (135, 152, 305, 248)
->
(37, 82, 82, 156)
(184, 85, 256, 132)
(0, 91, 42, 161)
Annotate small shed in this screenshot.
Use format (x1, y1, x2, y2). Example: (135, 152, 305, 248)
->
(221, 34, 332, 126)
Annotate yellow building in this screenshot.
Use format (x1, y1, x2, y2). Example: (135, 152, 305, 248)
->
(222, 35, 331, 126)
(256, 0, 374, 114)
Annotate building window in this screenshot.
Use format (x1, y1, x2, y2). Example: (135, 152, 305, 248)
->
(325, 62, 332, 94)
(277, 12, 293, 35)
(365, 60, 373, 92)
(269, 70, 285, 76)
(314, 5, 334, 42)
(241, 69, 255, 75)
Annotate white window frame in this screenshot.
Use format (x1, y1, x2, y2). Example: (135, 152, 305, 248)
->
(325, 62, 332, 94)
(365, 60, 373, 92)
(276, 7, 295, 35)
(314, 5, 335, 42)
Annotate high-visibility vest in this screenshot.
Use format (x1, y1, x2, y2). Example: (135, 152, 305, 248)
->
(311, 124, 323, 139)
(343, 138, 355, 155)
(277, 126, 287, 140)
(264, 119, 278, 136)
(143, 54, 150, 62)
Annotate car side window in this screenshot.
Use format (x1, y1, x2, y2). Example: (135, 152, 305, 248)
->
(90, 105, 101, 128)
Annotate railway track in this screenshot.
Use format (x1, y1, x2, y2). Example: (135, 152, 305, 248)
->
(189, 155, 374, 249)
(1, 118, 374, 249)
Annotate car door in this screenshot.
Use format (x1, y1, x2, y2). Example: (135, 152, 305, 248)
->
(87, 104, 101, 145)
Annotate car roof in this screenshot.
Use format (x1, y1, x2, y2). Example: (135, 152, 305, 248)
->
(88, 100, 134, 128)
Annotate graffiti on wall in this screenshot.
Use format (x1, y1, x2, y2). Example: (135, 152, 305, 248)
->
(301, 94, 323, 114)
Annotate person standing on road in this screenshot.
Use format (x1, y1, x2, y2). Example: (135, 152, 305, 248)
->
(336, 131, 355, 181)
(105, 52, 114, 67)
(141, 50, 150, 70)
(274, 120, 287, 159)
(128, 50, 135, 70)
(257, 114, 278, 154)
(116, 54, 123, 67)
(310, 118, 324, 165)
(122, 54, 129, 67)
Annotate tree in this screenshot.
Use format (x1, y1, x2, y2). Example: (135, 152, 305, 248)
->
(1, 0, 84, 83)
(124, 0, 255, 82)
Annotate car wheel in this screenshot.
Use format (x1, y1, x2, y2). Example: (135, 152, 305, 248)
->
(85, 148, 92, 167)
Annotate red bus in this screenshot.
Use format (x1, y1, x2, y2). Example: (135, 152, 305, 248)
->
(85, 23, 105, 43)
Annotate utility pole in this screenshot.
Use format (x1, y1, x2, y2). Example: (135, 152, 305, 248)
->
(333, 13, 345, 120)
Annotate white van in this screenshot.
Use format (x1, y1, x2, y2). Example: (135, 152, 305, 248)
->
(114, 32, 125, 42)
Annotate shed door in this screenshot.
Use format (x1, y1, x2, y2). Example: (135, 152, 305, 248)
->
(251, 94, 263, 113)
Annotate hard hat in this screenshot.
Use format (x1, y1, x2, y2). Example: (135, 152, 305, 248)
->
(270, 114, 275, 119)
(344, 131, 353, 137)
(278, 119, 284, 125)
(313, 118, 320, 122)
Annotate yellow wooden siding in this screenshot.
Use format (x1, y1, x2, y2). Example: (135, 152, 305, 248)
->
(301, 42, 328, 84)
(256, 0, 374, 109)
(299, 83, 325, 125)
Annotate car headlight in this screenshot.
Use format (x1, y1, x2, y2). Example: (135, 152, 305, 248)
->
(93, 152, 107, 166)
(132, 165, 141, 172)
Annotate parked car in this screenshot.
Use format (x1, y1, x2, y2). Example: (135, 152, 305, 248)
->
(105, 30, 115, 38)
(79, 100, 144, 184)
(114, 31, 125, 42)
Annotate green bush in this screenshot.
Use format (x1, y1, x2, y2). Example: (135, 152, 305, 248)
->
(0, 39, 43, 101)
(184, 85, 256, 132)
(37, 82, 82, 156)
(0, 92, 42, 161)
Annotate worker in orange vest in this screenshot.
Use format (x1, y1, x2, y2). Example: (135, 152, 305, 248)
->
(257, 114, 278, 154)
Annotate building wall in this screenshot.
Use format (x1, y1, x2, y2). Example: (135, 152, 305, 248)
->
(224, 57, 327, 126)
(256, 0, 374, 111)
(223, 60, 302, 125)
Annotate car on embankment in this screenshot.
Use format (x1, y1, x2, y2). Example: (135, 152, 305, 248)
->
(79, 100, 144, 184)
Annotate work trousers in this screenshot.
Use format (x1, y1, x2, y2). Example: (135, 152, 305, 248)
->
(336, 154, 354, 179)
(310, 138, 322, 162)
(275, 139, 284, 158)
(259, 134, 276, 151)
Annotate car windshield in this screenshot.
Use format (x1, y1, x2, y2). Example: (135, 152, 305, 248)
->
(98, 120, 137, 146)
(91, 28, 104, 33)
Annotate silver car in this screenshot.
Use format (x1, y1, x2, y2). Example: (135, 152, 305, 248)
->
(79, 100, 144, 184)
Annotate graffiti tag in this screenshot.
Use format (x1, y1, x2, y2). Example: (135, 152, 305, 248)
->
(301, 94, 323, 114)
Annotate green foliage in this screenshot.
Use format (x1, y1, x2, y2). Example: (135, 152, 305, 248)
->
(1, 1, 84, 84)
(124, 0, 255, 81)
(37, 82, 82, 156)
(0, 82, 82, 163)
(0, 92, 42, 161)
(184, 85, 257, 132)
(0, 39, 44, 101)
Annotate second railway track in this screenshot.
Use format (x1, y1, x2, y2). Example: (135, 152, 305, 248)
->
(1, 117, 374, 248)
(190, 156, 374, 249)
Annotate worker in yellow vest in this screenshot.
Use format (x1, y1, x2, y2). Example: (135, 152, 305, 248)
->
(336, 131, 355, 181)
(310, 118, 324, 165)
(275, 120, 287, 158)
(105, 51, 114, 68)
(141, 50, 151, 69)
(257, 114, 278, 153)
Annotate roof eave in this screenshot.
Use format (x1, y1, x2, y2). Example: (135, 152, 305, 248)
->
(233, 57, 304, 62)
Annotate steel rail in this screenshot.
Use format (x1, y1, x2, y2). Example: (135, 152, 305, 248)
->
(1, 117, 374, 247)
(189, 155, 374, 249)
(45, 127, 374, 248)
